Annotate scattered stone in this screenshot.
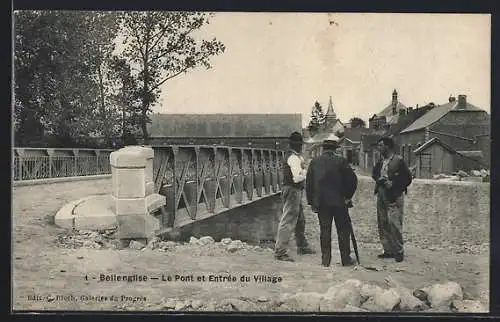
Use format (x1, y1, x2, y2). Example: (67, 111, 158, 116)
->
(191, 299, 204, 310)
(175, 300, 190, 311)
(362, 288, 401, 312)
(199, 236, 215, 245)
(223, 298, 257, 311)
(321, 279, 362, 311)
(147, 237, 161, 250)
(413, 287, 431, 306)
(292, 292, 322, 311)
(162, 298, 177, 309)
(427, 281, 463, 308)
(129, 240, 146, 250)
(189, 236, 199, 245)
(227, 241, 243, 253)
(344, 304, 370, 312)
(221, 238, 232, 245)
(360, 284, 384, 304)
(451, 300, 488, 313)
(385, 276, 429, 311)
(257, 296, 270, 302)
(204, 301, 216, 311)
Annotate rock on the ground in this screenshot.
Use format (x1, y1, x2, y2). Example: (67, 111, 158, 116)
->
(199, 236, 215, 245)
(292, 292, 322, 311)
(362, 288, 401, 312)
(426, 281, 463, 308)
(451, 300, 488, 313)
(147, 237, 161, 250)
(344, 304, 369, 312)
(175, 300, 191, 311)
(221, 238, 232, 245)
(385, 276, 429, 311)
(191, 299, 204, 310)
(204, 301, 216, 311)
(257, 296, 270, 302)
(162, 298, 177, 309)
(360, 283, 384, 303)
(227, 240, 244, 253)
(218, 298, 256, 311)
(189, 236, 200, 245)
(320, 279, 362, 311)
(129, 240, 146, 250)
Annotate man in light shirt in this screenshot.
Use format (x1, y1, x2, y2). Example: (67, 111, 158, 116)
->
(274, 132, 315, 262)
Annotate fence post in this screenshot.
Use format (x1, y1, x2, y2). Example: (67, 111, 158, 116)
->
(95, 150, 100, 175)
(47, 149, 54, 178)
(72, 149, 79, 177)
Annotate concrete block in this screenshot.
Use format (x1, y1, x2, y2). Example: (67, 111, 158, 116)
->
(145, 213, 161, 238)
(54, 202, 76, 229)
(110, 149, 147, 168)
(145, 181, 155, 196)
(112, 168, 146, 198)
(111, 196, 147, 216)
(116, 214, 146, 239)
(145, 158, 154, 183)
(146, 193, 167, 213)
(74, 212, 117, 230)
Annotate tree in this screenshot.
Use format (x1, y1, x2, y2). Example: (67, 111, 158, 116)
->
(349, 117, 366, 128)
(119, 12, 226, 140)
(308, 101, 325, 135)
(14, 11, 122, 146)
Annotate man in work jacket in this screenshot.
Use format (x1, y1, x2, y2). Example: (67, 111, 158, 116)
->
(372, 136, 413, 262)
(274, 131, 315, 262)
(306, 135, 358, 267)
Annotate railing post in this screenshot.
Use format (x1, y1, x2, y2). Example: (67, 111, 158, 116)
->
(47, 149, 54, 178)
(96, 150, 100, 175)
(72, 150, 79, 177)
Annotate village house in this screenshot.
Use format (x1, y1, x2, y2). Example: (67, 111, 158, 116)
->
(359, 89, 428, 170)
(399, 94, 490, 176)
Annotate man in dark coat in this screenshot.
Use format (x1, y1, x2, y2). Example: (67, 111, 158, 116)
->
(274, 132, 315, 262)
(306, 135, 358, 267)
(372, 137, 413, 262)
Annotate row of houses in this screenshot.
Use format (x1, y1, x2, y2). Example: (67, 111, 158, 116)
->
(304, 90, 491, 178)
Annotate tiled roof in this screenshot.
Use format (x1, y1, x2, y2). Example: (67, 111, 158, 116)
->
(376, 102, 408, 124)
(148, 114, 302, 137)
(414, 137, 456, 155)
(401, 101, 484, 134)
(343, 127, 368, 143)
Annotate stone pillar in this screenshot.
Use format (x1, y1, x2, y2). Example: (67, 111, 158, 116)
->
(110, 146, 166, 241)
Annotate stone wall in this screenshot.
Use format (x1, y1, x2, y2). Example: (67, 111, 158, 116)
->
(341, 176, 489, 247)
(179, 176, 489, 250)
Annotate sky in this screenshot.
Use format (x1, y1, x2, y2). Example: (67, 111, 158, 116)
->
(156, 13, 491, 127)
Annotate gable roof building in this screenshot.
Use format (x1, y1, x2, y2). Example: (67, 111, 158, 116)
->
(148, 113, 302, 138)
(401, 95, 484, 134)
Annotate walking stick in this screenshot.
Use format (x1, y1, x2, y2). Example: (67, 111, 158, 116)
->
(346, 202, 360, 265)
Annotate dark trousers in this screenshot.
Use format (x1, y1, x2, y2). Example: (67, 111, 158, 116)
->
(317, 204, 352, 266)
(377, 191, 404, 255)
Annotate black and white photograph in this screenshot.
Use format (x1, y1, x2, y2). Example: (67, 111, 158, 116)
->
(12, 11, 491, 313)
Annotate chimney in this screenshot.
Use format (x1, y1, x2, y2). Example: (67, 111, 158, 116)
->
(457, 94, 467, 109)
(449, 95, 456, 102)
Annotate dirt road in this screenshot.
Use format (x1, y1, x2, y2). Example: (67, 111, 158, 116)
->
(12, 179, 489, 311)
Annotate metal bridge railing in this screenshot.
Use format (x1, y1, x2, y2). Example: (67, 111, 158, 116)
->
(151, 145, 285, 227)
(12, 148, 114, 181)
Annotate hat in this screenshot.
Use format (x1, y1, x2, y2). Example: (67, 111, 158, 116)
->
(289, 131, 304, 143)
(323, 133, 340, 149)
